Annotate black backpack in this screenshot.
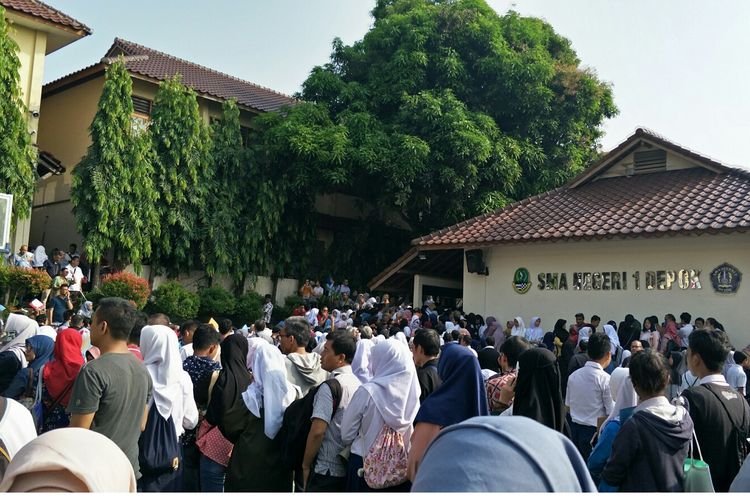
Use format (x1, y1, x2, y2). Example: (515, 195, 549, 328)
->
(279, 378, 342, 472)
(703, 384, 750, 478)
(138, 403, 180, 476)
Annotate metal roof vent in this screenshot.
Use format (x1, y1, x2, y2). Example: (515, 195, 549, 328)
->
(633, 149, 667, 174)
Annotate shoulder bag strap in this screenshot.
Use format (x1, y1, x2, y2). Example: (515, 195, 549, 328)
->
(703, 384, 743, 429)
(24, 367, 34, 397)
(207, 370, 220, 402)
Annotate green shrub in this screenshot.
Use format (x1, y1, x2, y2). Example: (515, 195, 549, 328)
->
(198, 285, 235, 318)
(150, 281, 199, 323)
(234, 291, 264, 325)
(0, 266, 52, 308)
(98, 272, 151, 309)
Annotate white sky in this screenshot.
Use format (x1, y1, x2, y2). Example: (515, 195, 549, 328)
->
(42, 0, 750, 167)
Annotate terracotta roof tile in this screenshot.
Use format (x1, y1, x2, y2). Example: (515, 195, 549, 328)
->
(104, 38, 296, 113)
(415, 168, 750, 247)
(1, 0, 90, 33)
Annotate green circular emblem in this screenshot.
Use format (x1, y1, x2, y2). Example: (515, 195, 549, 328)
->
(513, 267, 532, 294)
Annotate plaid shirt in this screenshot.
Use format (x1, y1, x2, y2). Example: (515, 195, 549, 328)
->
(486, 369, 517, 413)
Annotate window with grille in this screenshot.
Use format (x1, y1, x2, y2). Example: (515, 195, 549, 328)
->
(132, 95, 152, 116)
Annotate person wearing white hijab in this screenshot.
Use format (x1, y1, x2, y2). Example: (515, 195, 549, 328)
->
(526, 317, 544, 344)
(226, 342, 297, 492)
(141, 325, 199, 439)
(38, 325, 57, 342)
(511, 317, 526, 337)
(245, 337, 267, 372)
(352, 338, 375, 383)
(306, 308, 319, 328)
(603, 324, 621, 356)
(587, 369, 638, 485)
(31, 246, 48, 269)
(393, 331, 408, 346)
(0, 314, 39, 370)
(0, 428, 137, 492)
(577, 326, 592, 348)
(341, 340, 420, 491)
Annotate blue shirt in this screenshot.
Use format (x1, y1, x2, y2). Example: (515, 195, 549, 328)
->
(50, 295, 69, 323)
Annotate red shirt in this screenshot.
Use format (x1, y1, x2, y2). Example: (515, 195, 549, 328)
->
(127, 344, 143, 362)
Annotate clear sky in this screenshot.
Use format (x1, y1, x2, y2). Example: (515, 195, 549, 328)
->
(42, 0, 750, 167)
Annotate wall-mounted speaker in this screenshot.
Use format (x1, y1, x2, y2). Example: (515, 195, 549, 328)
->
(465, 249, 489, 275)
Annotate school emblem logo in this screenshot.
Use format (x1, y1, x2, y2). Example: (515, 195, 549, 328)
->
(710, 263, 741, 294)
(513, 267, 532, 294)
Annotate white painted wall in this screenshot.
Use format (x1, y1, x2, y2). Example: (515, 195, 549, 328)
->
(463, 232, 750, 348)
(413, 274, 462, 307)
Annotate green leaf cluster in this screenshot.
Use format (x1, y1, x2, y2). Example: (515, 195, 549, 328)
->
(150, 76, 211, 277)
(71, 59, 160, 271)
(0, 6, 36, 226)
(149, 280, 199, 322)
(253, 0, 617, 242)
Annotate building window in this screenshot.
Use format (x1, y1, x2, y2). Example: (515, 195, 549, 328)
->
(132, 95, 152, 116)
(240, 126, 251, 147)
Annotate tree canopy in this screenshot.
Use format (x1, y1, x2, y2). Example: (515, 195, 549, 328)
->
(254, 0, 617, 242)
(0, 6, 36, 226)
(71, 59, 159, 271)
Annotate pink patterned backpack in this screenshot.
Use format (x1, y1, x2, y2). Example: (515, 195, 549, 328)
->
(363, 424, 408, 489)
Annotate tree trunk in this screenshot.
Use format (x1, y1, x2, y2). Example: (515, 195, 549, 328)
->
(91, 261, 101, 288)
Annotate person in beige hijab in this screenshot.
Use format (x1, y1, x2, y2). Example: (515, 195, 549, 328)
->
(0, 428, 136, 492)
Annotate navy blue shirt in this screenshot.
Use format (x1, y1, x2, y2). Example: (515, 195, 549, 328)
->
(50, 295, 69, 323)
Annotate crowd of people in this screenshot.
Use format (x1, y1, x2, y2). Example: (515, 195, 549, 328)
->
(0, 284, 750, 492)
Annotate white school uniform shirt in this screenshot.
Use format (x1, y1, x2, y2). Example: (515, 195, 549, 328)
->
(65, 264, 84, 292)
(565, 361, 614, 427)
(678, 324, 694, 348)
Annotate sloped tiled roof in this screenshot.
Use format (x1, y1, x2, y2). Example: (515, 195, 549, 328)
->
(415, 131, 750, 248)
(104, 38, 297, 113)
(0, 0, 90, 33)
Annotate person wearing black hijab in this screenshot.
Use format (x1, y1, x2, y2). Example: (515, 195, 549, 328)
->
(512, 348, 568, 436)
(206, 334, 251, 442)
(617, 314, 641, 348)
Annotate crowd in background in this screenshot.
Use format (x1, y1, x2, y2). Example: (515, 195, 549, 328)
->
(0, 279, 749, 492)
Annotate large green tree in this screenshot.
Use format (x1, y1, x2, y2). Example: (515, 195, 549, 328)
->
(149, 76, 210, 277)
(0, 6, 36, 227)
(253, 0, 617, 251)
(71, 59, 160, 274)
(201, 100, 243, 282)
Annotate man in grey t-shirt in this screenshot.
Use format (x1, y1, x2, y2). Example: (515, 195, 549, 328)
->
(302, 331, 361, 492)
(68, 298, 152, 480)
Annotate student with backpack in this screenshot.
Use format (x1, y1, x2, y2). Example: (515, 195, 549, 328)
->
(301, 330, 361, 492)
(680, 329, 750, 492)
(340, 339, 420, 492)
(138, 325, 198, 492)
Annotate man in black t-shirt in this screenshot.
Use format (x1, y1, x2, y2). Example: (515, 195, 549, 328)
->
(412, 328, 442, 403)
(680, 329, 750, 492)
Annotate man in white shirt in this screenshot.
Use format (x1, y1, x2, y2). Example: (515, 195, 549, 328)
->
(65, 255, 84, 293)
(565, 331, 614, 461)
(251, 319, 274, 344)
(302, 331, 361, 492)
(337, 279, 350, 296)
(678, 312, 694, 349)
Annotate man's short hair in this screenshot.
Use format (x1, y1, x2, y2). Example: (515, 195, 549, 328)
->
(459, 332, 472, 345)
(499, 336, 530, 367)
(451, 329, 460, 341)
(591, 315, 601, 322)
(327, 330, 357, 364)
(680, 312, 692, 324)
(575, 313, 584, 319)
(665, 313, 676, 322)
(442, 332, 452, 344)
(69, 314, 83, 329)
(129, 311, 148, 346)
(253, 320, 266, 332)
(180, 320, 200, 337)
(96, 297, 137, 342)
(629, 350, 670, 396)
(578, 340, 589, 352)
(485, 336, 495, 347)
(413, 328, 440, 357)
(587, 332, 611, 361)
(193, 324, 221, 352)
(147, 313, 170, 326)
(733, 350, 748, 365)
(285, 316, 311, 346)
(216, 317, 233, 335)
(689, 329, 730, 373)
